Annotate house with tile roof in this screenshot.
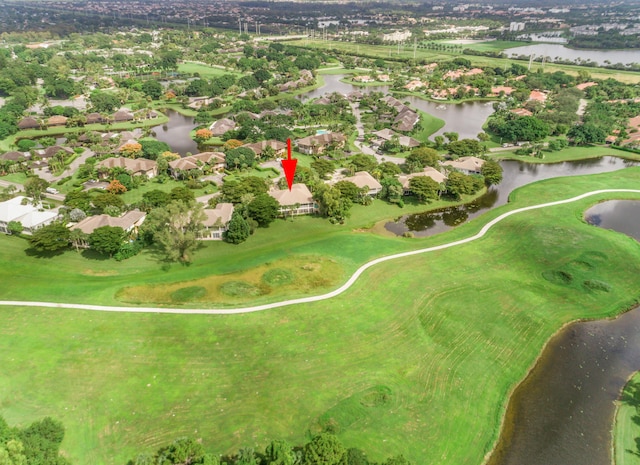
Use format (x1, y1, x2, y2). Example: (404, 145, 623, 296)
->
(442, 156, 485, 175)
(398, 167, 447, 195)
(200, 203, 234, 240)
(97, 157, 158, 178)
(268, 184, 318, 216)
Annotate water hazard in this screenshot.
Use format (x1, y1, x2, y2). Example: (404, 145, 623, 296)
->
(585, 200, 640, 242)
(150, 110, 198, 156)
(487, 304, 640, 465)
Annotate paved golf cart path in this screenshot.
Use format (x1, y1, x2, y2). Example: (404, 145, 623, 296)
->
(1, 189, 639, 315)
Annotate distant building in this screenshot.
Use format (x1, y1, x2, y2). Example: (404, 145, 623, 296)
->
(510, 22, 526, 32)
(382, 30, 412, 42)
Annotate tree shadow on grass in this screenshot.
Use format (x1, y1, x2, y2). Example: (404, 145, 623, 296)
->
(24, 247, 68, 259)
(80, 249, 110, 261)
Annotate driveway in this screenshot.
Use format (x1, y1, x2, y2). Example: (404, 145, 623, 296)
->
(33, 149, 94, 183)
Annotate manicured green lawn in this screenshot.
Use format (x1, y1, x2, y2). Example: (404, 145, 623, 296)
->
(436, 39, 527, 52)
(177, 62, 244, 79)
(614, 373, 640, 465)
(413, 109, 445, 142)
(1, 169, 640, 464)
(489, 145, 640, 164)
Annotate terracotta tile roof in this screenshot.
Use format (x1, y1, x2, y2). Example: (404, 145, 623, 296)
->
(71, 209, 146, 234)
(268, 183, 314, 206)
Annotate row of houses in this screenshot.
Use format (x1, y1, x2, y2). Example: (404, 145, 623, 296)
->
(17, 109, 160, 130)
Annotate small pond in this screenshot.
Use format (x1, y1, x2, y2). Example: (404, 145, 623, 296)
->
(585, 200, 640, 242)
(150, 110, 199, 156)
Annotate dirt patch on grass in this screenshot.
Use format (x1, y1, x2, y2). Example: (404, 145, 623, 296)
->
(82, 269, 118, 277)
(116, 255, 343, 306)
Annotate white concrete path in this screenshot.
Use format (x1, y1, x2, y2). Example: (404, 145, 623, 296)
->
(1, 189, 639, 315)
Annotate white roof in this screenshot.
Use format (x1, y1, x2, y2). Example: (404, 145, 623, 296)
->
(0, 196, 59, 227)
(0, 197, 35, 223)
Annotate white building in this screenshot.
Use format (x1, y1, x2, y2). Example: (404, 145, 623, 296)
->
(382, 30, 412, 42)
(0, 196, 60, 235)
(510, 22, 526, 32)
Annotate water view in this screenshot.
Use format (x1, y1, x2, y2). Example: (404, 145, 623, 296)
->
(150, 110, 198, 156)
(488, 303, 640, 465)
(585, 200, 640, 241)
(385, 157, 639, 237)
(504, 43, 640, 66)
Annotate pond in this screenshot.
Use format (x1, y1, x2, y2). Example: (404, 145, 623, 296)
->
(385, 156, 638, 237)
(150, 110, 199, 156)
(585, 200, 640, 241)
(487, 303, 640, 465)
(299, 73, 389, 101)
(503, 43, 640, 66)
(302, 74, 495, 140)
(404, 97, 495, 141)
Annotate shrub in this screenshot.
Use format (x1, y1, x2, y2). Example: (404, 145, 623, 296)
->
(114, 240, 143, 261)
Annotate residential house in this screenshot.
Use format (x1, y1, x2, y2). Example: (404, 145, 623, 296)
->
(442, 156, 485, 175)
(85, 112, 106, 124)
(372, 128, 420, 149)
(242, 140, 286, 158)
(404, 80, 426, 91)
(0, 151, 28, 162)
(490, 86, 514, 96)
(112, 109, 135, 122)
(528, 90, 548, 103)
(377, 74, 391, 82)
(341, 171, 382, 196)
(17, 117, 40, 130)
(296, 132, 346, 155)
(209, 118, 236, 136)
(268, 184, 318, 216)
(510, 108, 533, 117)
(46, 115, 68, 127)
(394, 108, 420, 132)
(200, 203, 234, 240)
(34, 145, 74, 163)
(398, 167, 448, 195)
(168, 152, 226, 177)
(70, 209, 146, 246)
(97, 157, 158, 178)
(353, 75, 375, 83)
(0, 196, 60, 235)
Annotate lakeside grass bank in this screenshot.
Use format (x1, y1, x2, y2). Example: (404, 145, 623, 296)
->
(614, 372, 640, 465)
(1, 169, 640, 464)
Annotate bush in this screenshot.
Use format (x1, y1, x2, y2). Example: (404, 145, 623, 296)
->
(57, 176, 72, 185)
(114, 240, 143, 261)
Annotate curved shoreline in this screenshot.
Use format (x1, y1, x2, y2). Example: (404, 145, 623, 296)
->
(1, 188, 639, 315)
(482, 300, 640, 465)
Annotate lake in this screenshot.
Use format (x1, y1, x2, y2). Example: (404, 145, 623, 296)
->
(305, 74, 495, 140)
(488, 303, 640, 465)
(504, 43, 640, 66)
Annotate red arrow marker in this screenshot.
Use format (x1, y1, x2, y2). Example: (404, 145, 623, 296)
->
(282, 138, 298, 191)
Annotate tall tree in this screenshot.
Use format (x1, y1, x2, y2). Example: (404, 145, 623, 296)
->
(480, 160, 503, 186)
(224, 211, 250, 244)
(142, 201, 206, 263)
(303, 433, 346, 465)
(247, 193, 280, 227)
(89, 226, 125, 257)
(28, 223, 70, 252)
